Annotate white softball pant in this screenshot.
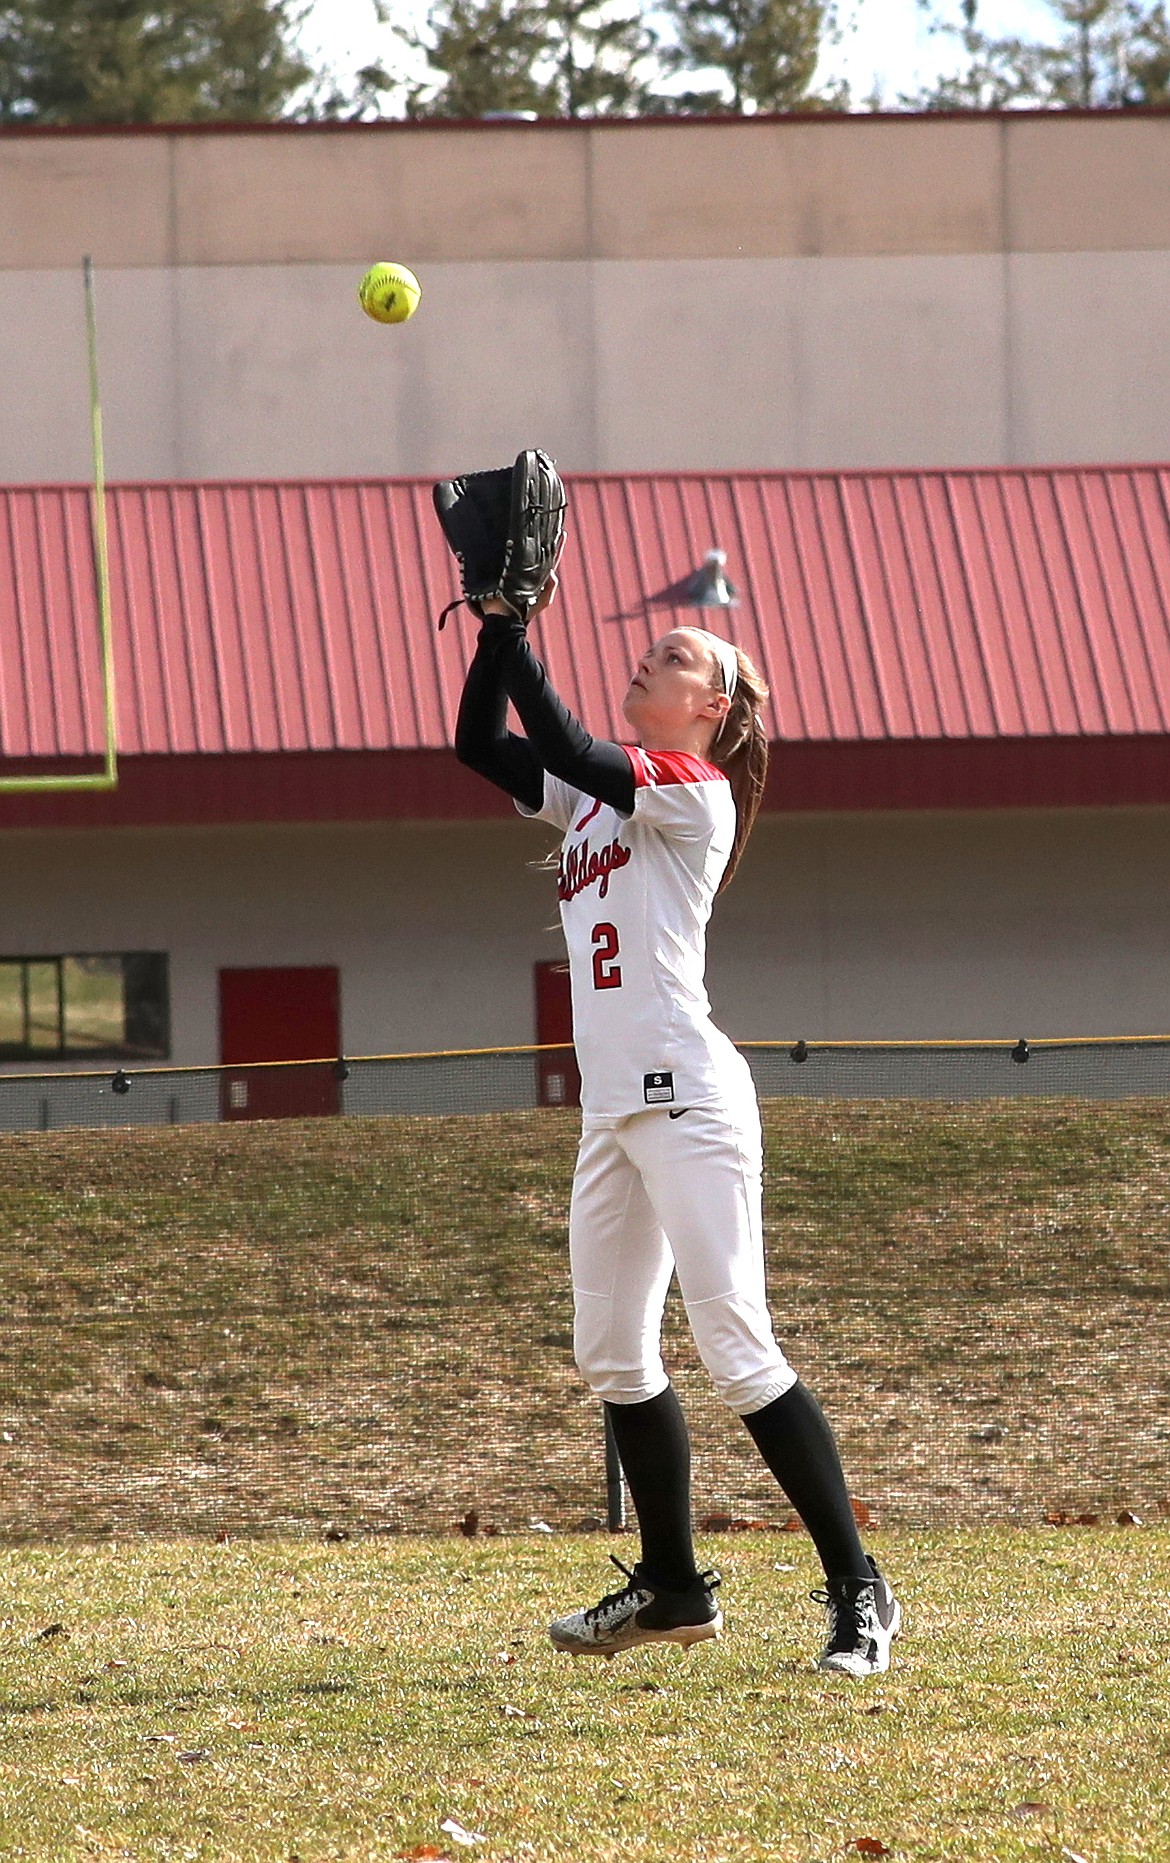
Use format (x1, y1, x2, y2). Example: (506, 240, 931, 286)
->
(569, 1093, 798, 1416)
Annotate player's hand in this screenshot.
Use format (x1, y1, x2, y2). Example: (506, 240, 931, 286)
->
(532, 537, 564, 616)
(480, 565, 559, 627)
(533, 570, 559, 614)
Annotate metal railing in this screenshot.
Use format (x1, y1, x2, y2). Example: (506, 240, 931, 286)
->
(2, 1033, 1168, 1132)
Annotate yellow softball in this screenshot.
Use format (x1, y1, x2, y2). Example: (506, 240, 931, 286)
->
(358, 262, 421, 325)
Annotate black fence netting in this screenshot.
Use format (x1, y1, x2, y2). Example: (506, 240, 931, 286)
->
(0, 1040, 1166, 1540)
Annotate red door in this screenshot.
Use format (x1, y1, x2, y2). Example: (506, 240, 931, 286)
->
(218, 966, 341, 1121)
(534, 960, 580, 1108)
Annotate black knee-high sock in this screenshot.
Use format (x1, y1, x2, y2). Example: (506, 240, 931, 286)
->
(604, 1386, 699, 1591)
(743, 1380, 869, 1582)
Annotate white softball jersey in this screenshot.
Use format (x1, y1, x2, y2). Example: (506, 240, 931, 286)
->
(521, 746, 756, 1124)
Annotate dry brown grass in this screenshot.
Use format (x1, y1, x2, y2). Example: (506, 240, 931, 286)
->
(0, 1100, 1166, 1538)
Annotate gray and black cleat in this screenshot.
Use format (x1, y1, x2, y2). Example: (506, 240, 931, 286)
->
(549, 1555, 722, 1657)
(812, 1555, 901, 1677)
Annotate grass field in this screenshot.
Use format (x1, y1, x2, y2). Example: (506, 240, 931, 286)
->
(2, 1528, 1168, 1862)
(1, 1100, 1168, 1858)
(0, 1100, 1167, 1537)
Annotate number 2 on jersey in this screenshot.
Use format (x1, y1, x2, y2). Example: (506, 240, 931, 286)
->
(591, 922, 622, 990)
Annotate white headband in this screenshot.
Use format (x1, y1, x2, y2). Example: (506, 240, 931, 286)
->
(692, 630, 738, 699)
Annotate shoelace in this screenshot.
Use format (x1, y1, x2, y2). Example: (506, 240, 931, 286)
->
(809, 1581, 878, 1653)
(583, 1555, 646, 1627)
(582, 1556, 722, 1628)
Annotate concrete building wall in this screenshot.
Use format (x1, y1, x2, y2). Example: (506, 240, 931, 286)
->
(3, 114, 1170, 481)
(0, 807, 1166, 1085)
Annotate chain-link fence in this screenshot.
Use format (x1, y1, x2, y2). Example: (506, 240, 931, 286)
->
(0, 1040, 1166, 1540)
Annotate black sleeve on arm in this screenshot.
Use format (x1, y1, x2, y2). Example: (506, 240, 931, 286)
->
(454, 632, 545, 813)
(494, 629, 637, 816)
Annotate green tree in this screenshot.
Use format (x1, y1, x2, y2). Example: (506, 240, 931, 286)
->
(399, 0, 555, 117)
(402, 0, 663, 117)
(909, 0, 1170, 109)
(541, 0, 660, 115)
(1127, 0, 1170, 95)
(0, 0, 312, 122)
(657, 0, 839, 114)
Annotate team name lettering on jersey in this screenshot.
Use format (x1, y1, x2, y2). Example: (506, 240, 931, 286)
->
(558, 835, 631, 903)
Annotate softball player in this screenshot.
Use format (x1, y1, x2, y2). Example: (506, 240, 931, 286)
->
(456, 579, 900, 1677)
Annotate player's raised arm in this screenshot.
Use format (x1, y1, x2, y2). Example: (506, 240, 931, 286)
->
(486, 619, 636, 816)
(453, 627, 545, 811)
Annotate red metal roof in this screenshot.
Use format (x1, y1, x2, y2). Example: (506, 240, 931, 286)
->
(4, 468, 1170, 767)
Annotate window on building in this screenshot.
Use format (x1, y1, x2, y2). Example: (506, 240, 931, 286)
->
(0, 954, 169, 1060)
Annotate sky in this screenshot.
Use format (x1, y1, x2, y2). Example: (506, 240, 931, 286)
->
(294, 0, 1062, 110)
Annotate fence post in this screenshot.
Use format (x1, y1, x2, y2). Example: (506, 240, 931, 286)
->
(603, 1406, 625, 1531)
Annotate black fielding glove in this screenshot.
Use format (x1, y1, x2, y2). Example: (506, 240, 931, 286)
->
(432, 448, 566, 630)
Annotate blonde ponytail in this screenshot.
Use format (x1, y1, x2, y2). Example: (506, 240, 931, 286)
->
(707, 648, 769, 891)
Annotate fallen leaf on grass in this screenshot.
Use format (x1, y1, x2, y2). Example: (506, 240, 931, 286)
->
(440, 1818, 485, 1846)
(493, 1650, 518, 1665)
(1116, 1510, 1142, 1526)
(175, 1748, 210, 1764)
(105, 1659, 131, 1671)
(850, 1498, 876, 1528)
(1061, 1850, 1089, 1863)
(398, 1848, 449, 1861)
(501, 1704, 535, 1720)
(851, 1841, 892, 1857)
(35, 1623, 67, 1640)
(458, 1510, 479, 1538)
(1010, 1801, 1052, 1818)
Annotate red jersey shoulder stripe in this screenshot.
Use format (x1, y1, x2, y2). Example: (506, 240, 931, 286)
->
(623, 746, 729, 789)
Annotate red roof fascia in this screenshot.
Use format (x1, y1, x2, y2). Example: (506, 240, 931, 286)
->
(0, 735, 1167, 831)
